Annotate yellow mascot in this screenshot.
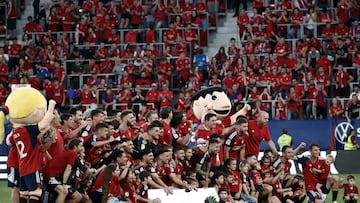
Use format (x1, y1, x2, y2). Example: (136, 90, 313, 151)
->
(0, 87, 56, 203)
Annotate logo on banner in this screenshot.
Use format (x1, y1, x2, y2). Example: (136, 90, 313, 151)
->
(335, 122, 353, 144)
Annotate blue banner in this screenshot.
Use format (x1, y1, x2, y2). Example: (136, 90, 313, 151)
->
(332, 119, 360, 150)
(262, 120, 333, 151)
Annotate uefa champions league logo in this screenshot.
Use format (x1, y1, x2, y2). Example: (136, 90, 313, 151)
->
(334, 122, 354, 144)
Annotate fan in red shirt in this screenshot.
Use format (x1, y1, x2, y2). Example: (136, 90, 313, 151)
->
(237, 9, 250, 35)
(164, 22, 178, 47)
(0, 58, 9, 84)
(87, 58, 100, 74)
(159, 83, 173, 108)
(321, 22, 335, 38)
(341, 175, 359, 202)
(176, 51, 191, 85)
(117, 83, 132, 111)
(329, 98, 344, 119)
(51, 79, 66, 108)
(80, 84, 98, 110)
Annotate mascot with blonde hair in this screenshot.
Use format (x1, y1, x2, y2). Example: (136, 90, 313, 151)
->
(0, 87, 56, 203)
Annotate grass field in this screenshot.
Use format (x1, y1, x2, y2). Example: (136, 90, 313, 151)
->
(0, 174, 358, 202)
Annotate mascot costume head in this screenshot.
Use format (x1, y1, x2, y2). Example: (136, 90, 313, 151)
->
(0, 87, 54, 143)
(191, 86, 251, 125)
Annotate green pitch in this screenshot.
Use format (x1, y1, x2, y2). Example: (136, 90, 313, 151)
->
(0, 174, 358, 202)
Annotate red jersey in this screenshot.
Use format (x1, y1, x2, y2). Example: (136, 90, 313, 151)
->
(250, 170, 262, 185)
(173, 162, 183, 176)
(224, 131, 247, 161)
(229, 170, 241, 193)
(6, 146, 19, 168)
(52, 86, 65, 104)
(343, 183, 359, 196)
(273, 157, 292, 176)
(329, 104, 343, 119)
(8, 125, 42, 176)
(176, 57, 191, 80)
(195, 124, 222, 142)
(318, 162, 330, 181)
(159, 90, 173, 107)
(123, 182, 136, 202)
(43, 149, 77, 178)
(159, 120, 172, 145)
(109, 175, 121, 197)
(297, 156, 324, 192)
(245, 120, 271, 156)
(7, 0, 17, 18)
(137, 184, 149, 203)
(155, 164, 173, 186)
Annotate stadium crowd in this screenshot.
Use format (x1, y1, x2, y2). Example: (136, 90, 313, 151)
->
(1, 0, 360, 202)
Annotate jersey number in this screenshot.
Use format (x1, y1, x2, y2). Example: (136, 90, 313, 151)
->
(16, 141, 28, 158)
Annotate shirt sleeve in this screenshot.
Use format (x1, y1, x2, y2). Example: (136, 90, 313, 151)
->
(25, 124, 41, 149)
(224, 132, 236, 147)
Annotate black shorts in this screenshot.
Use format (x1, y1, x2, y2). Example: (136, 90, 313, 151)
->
(7, 167, 19, 188)
(20, 171, 42, 192)
(7, 18, 17, 30)
(121, 12, 131, 19)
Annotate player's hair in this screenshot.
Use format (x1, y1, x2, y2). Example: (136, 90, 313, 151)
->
(281, 145, 292, 153)
(102, 164, 117, 202)
(68, 138, 82, 149)
(111, 119, 120, 130)
(159, 106, 172, 119)
(139, 171, 151, 181)
(156, 144, 172, 157)
(120, 110, 134, 120)
(210, 133, 221, 140)
(183, 145, 192, 152)
(147, 120, 164, 132)
(218, 188, 229, 195)
(245, 153, 256, 160)
(225, 158, 237, 168)
(236, 115, 248, 124)
(139, 148, 153, 159)
(95, 122, 109, 131)
(173, 146, 184, 154)
(204, 113, 217, 121)
(111, 150, 125, 162)
(261, 155, 272, 164)
(309, 143, 320, 150)
(264, 149, 273, 156)
(145, 110, 158, 121)
(69, 107, 81, 116)
(208, 139, 220, 145)
(60, 113, 72, 125)
(110, 140, 122, 150)
(347, 175, 355, 181)
(170, 111, 184, 128)
(90, 109, 104, 119)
